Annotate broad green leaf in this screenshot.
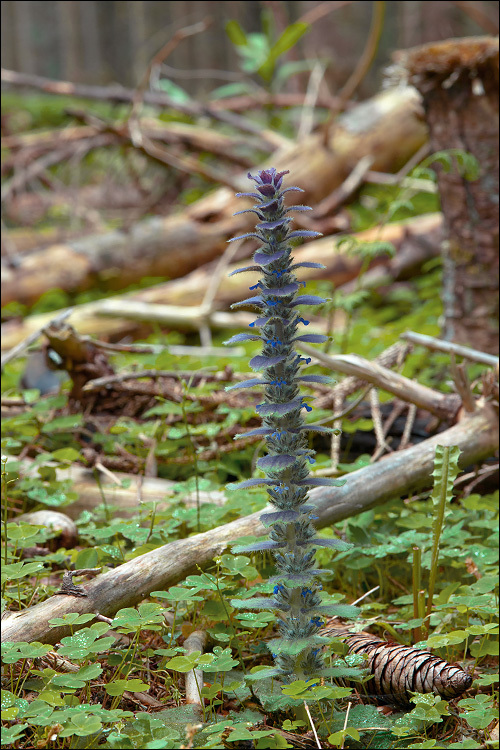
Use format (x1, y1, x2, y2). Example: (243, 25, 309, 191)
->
(1, 641, 52, 663)
(1, 561, 45, 583)
(165, 654, 200, 672)
(105, 679, 149, 696)
(225, 20, 248, 46)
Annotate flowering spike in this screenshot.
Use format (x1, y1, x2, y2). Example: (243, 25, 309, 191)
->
(225, 168, 346, 684)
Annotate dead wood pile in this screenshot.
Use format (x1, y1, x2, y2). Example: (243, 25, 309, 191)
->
(1, 86, 427, 308)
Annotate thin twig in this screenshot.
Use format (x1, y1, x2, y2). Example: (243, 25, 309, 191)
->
(201, 241, 243, 311)
(297, 61, 325, 141)
(450, 356, 476, 413)
(128, 18, 212, 129)
(303, 701, 322, 749)
(81, 370, 195, 392)
(401, 331, 499, 368)
(351, 585, 380, 606)
(86, 340, 167, 355)
(370, 388, 392, 461)
(315, 384, 373, 425)
(197, 238, 246, 346)
(449, 0, 499, 33)
(364, 172, 437, 193)
(133, 131, 243, 192)
(330, 392, 344, 471)
(298, 0, 354, 25)
(393, 142, 431, 180)
(382, 400, 407, 438)
(339, 0, 385, 103)
(341, 702, 352, 748)
(94, 462, 122, 486)
(314, 155, 374, 217)
(95, 298, 255, 331)
(458, 463, 499, 496)
(322, 0, 385, 144)
(399, 403, 417, 450)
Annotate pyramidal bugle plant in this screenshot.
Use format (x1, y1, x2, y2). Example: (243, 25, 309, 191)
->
(224, 168, 356, 685)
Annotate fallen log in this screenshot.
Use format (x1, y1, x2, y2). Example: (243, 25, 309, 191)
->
(1, 86, 427, 308)
(1, 213, 441, 350)
(2, 402, 497, 645)
(137, 213, 442, 308)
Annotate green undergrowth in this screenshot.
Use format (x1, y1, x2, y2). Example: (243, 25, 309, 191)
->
(2, 278, 498, 748)
(2, 247, 498, 749)
(2, 96, 497, 745)
(1, 476, 498, 747)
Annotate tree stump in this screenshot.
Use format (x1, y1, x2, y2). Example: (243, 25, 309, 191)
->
(394, 37, 499, 354)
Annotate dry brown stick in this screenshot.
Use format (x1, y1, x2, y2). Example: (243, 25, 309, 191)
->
(450, 358, 476, 414)
(401, 332, 499, 368)
(128, 130, 243, 192)
(400, 403, 417, 451)
(128, 18, 212, 126)
(297, 61, 326, 141)
(364, 142, 431, 188)
(297, 345, 461, 421)
(313, 155, 374, 217)
(297, 1, 354, 26)
(198, 239, 245, 346)
(363, 172, 436, 194)
(336, 0, 386, 105)
(2, 403, 497, 645)
(369, 388, 391, 459)
(82, 369, 224, 393)
(1, 125, 97, 150)
(321, 0, 386, 144)
(65, 106, 244, 192)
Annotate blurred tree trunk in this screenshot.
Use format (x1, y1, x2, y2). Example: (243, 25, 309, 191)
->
(12, 0, 35, 74)
(397, 37, 499, 354)
(58, 1, 81, 83)
(80, 2, 103, 84)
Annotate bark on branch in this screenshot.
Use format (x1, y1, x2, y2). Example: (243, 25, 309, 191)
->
(2, 404, 497, 645)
